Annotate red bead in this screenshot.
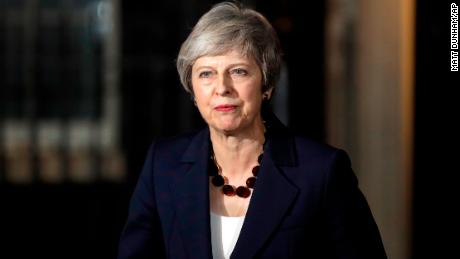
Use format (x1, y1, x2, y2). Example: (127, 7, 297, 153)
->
(211, 175, 225, 186)
(252, 165, 260, 176)
(222, 185, 236, 196)
(246, 177, 256, 188)
(236, 186, 251, 198)
(258, 154, 263, 163)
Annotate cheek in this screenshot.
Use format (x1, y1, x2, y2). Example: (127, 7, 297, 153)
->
(243, 78, 264, 102)
(194, 90, 209, 108)
(192, 81, 212, 99)
(244, 89, 263, 108)
(193, 96, 206, 113)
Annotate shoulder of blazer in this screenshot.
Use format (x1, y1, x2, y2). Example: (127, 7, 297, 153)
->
(291, 135, 344, 165)
(267, 127, 343, 170)
(262, 109, 344, 169)
(155, 127, 205, 148)
(264, 117, 352, 191)
(152, 127, 209, 161)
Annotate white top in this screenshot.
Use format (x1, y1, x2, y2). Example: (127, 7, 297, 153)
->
(210, 212, 246, 259)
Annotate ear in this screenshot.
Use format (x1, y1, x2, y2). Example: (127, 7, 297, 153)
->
(263, 88, 273, 100)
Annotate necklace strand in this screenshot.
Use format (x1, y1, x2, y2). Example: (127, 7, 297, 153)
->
(210, 148, 264, 198)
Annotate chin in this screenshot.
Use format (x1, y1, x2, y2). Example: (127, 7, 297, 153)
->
(217, 124, 240, 133)
(212, 121, 242, 134)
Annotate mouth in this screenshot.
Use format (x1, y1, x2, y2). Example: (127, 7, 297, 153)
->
(214, 104, 238, 112)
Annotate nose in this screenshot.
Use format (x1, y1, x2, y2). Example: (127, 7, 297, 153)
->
(215, 73, 233, 96)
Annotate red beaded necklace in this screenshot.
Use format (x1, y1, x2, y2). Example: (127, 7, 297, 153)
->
(210, 148, 264, 198)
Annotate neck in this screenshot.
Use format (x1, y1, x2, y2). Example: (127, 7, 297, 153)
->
(209, 120, 265, 179)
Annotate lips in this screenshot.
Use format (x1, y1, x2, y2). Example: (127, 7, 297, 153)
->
(214, 104, 237, 112)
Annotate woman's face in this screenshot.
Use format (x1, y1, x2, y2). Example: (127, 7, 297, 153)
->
(191, 49, 269, 135)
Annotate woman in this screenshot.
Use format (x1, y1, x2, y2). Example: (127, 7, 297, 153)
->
(118, 2, 387, 259)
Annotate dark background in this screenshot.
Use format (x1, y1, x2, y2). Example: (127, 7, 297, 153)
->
(413, 0, 458, 258)
(1, 0, 457, 258)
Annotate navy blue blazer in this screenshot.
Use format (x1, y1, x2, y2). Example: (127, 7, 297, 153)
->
(118, 117, 387, 259)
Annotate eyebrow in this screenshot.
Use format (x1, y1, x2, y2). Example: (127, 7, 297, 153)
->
(194, 63, 251, 71)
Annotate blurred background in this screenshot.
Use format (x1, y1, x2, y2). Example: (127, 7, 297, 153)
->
(0, 0, 457, 258)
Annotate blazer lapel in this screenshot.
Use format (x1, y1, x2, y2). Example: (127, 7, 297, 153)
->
(230, 128, 299, 259)
(172, 128, 213, 259)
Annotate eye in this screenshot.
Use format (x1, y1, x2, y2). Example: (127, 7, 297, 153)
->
(198, 71, 213, 78)
(231, 68, 248, 76)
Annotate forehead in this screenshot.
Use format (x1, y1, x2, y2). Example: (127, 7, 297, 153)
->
(193, 49, 257, 69)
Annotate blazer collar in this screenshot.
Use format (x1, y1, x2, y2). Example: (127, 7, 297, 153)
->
(174, 117, 299, 259)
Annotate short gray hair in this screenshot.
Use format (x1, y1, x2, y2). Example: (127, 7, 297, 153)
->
(176, 1, 282, 96)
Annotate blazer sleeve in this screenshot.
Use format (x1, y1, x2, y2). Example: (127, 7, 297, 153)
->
(118, 143, 166, 259)
(323, 149, 387, 259)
